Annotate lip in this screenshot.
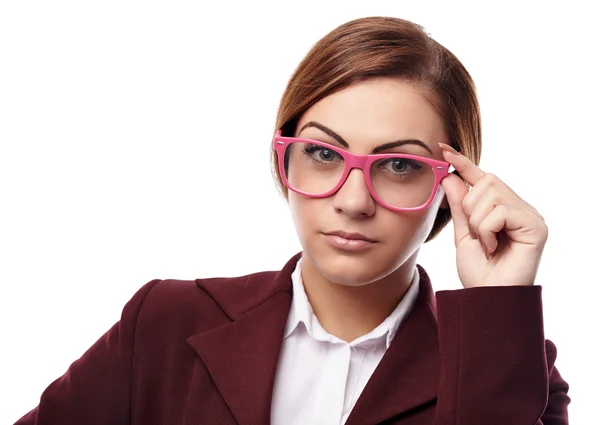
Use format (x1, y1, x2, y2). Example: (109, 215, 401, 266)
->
(325, 230, 378, 242)
(322, 230, 378, 252)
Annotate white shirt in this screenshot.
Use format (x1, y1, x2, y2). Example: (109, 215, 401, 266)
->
(270, 257, 420, 425)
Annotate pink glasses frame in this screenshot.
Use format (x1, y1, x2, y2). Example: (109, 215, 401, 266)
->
(273, 130, 451, 212)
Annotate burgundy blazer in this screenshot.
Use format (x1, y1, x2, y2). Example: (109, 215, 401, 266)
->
(15, 253, 570, 425)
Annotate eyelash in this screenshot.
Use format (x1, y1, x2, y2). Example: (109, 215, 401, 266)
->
(301, 143, 421, 175)
(377, 158, 422, 176)
(301, 144, 343, 163)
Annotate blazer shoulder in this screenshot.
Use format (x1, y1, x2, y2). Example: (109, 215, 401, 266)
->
(134, 277, 229, 334)
(132, 268, 283, 338)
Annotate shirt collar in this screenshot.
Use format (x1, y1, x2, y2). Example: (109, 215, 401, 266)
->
(284, 255, 420, 348)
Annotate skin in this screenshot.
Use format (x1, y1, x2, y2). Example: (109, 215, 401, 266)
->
(439, 145, 548, 290)
(289, 78, 450, 342)
(288, 78, 549, 343)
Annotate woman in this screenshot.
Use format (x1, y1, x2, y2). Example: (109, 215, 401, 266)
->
(15, 16, 570, 425)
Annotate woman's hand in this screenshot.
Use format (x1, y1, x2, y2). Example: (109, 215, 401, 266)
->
(438, 144, 548, 288)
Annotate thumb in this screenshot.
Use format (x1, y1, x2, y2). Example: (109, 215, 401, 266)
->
(440, 173, 471, 245)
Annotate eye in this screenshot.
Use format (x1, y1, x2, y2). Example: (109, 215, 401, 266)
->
(318, 148, 335, 161)
(302, 144, 343, 163)
(380, 158, 422, 175)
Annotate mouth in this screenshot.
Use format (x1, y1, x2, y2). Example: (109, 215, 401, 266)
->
(325, 230, 378, 242)
(322, 230, 379, 251)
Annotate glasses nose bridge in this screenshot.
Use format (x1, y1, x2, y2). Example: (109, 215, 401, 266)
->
(345, 153, 369, 173)
(341, 153, 371, 188)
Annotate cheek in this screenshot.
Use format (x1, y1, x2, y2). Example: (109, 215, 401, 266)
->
(409, 195, 445, 243)
(288, 194, 321, 233)
(288, 191, 442, 251)
(383, 204, 440, 248)
(386, 213, 424, 244)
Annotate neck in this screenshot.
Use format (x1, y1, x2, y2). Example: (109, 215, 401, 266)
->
(300, 255, 417, 343)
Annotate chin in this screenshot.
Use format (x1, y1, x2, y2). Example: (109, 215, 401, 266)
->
(306, 243, 398, 287)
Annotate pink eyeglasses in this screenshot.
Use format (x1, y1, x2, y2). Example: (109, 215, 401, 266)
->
(273, 130, 451, 212)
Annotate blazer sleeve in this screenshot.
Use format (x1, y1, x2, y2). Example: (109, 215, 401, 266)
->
(434, 285, 570, 425)
(14, 279, 163, 425)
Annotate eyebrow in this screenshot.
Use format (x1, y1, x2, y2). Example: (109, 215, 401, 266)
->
(298, 121, 434, 155)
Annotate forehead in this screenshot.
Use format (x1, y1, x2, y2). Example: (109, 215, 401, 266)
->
(295, 78, 448, 152)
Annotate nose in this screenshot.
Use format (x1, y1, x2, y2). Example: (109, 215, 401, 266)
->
(331, 168, 376, 218)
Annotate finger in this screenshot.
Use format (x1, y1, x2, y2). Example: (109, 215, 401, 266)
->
(464, 173, 522, 211)
(478, 204, 507, 255)
(461, 180, 496, 217)
(440, 173, 471, 245)
(439, 143, 486, 187)
(467, 195, 497, 240)
(502, 207, 549, 245)
(461, 172, 543, 223)
(479, 205, 549, 255)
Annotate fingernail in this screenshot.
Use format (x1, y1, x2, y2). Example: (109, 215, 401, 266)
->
(439, 143, 461, 156)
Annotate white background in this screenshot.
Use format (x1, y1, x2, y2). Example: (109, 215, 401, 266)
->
(1, 1, 598, 423)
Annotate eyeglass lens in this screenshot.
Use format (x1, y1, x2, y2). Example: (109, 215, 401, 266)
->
(284, 142, 435, 209)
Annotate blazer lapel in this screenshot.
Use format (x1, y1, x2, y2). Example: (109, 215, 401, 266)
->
(186, 254, 299, 425)
(185, 255, 440, 425)
(345, 265, 440, 425)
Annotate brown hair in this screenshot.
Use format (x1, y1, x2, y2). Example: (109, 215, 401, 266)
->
(271, 16, 482, 242)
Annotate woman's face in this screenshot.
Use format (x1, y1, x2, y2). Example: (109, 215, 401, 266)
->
(289, 78, 449, 287)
